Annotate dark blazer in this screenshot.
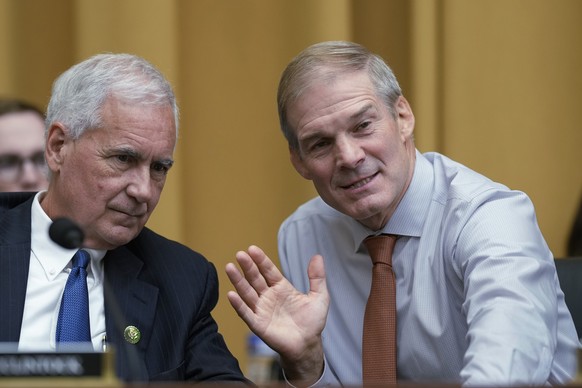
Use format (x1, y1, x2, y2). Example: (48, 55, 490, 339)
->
(0, 192, 248, 383)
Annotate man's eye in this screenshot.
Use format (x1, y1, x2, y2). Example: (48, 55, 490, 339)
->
(0, 155, 19, 168)
(311, 140, 330, 150)
(357, 121, 371, 131)
(116, 155, 130, 163)
(151, 162, 170, 175)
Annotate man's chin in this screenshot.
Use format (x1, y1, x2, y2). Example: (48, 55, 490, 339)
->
(96, 225, 142, 249)
(343, 203, 390, 229)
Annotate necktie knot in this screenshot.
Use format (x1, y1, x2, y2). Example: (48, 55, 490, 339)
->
(72, 249, 90, 269)
(364, 234, 397, 266)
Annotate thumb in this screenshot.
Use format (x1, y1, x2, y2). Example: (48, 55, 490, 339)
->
(307, 254, 327, 298)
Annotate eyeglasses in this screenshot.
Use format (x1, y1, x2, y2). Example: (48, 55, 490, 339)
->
(0, 151, 47, 182)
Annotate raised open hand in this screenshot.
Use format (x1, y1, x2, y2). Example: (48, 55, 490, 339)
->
(225, 245, 329, 384)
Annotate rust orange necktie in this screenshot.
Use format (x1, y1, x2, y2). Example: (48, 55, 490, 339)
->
(362, 234, 398, 385)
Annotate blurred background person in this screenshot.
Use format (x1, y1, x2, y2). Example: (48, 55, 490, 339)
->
(0, 98, 49, 192)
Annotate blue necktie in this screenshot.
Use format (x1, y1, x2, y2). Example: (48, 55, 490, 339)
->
(56, 249, 91, 348)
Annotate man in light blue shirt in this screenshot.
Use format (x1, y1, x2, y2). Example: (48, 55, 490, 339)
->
(226, 41, 580, 386)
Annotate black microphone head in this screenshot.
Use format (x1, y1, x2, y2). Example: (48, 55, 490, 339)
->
(49, 217, 84, 249)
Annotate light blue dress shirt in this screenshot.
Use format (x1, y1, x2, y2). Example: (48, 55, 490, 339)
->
(278, 150, 580, 386)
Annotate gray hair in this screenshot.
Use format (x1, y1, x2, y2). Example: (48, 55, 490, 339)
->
(46, 53, 179, 139)
(277, 41, 402, 150)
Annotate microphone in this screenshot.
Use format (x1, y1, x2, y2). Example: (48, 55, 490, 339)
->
(49, 217, 84, 249)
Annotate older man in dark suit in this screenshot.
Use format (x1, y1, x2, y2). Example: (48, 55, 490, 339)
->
(0, 53, 247, 383)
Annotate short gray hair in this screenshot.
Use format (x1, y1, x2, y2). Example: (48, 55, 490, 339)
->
(46, 53, 179, 139)
(277, 41, 402, 150)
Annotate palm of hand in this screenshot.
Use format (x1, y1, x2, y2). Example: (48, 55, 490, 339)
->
(251, 274, 328, 358)
(226, 246, 329, 360)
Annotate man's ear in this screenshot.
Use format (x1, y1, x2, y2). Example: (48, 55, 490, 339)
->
(395, 96, 415, 140)
(289, 146, 313, 180)
(45, 123, 68, 171)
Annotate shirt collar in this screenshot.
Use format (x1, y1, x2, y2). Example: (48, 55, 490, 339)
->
(383, 150, 433, 237)
(30, 191, 106, 282)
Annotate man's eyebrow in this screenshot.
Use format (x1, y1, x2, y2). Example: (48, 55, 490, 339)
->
(113, 146, 140, 158)
(156, 159, 174, 168)
(112, 147, 174, 166)
(350, 104, 375, 121)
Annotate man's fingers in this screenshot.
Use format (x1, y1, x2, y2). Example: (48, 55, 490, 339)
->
(225, 262, 260, 308)
(247, 245, 285, 286)
(235, 249, 269, 294)
(226, 290, 257, 329)
(225, 243, 285, 312)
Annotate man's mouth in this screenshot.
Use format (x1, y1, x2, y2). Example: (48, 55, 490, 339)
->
(341, 173, 377, 190)
(113, 208, 146, 218)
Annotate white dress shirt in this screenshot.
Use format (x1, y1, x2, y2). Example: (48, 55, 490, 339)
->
(279, 150, 581, 386)
(18, 191, 107, 352)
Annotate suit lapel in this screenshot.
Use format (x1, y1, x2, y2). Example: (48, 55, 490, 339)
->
(104, 246, 158, 381)
(0, 192, 160, 380)
(0, 195, 34, 343)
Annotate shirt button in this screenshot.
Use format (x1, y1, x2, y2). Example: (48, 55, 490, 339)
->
(49, 268, 56, 275)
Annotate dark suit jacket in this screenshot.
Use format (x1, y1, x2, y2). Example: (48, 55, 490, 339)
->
(0, 192, 248, 383)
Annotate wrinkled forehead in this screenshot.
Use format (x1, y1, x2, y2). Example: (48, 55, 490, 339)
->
(0, 111, 45, 131)
(288, 70, 377, 126)
(292, 64, 356, 101)
(0, 113, 46, 153)
(106, 93, 178, 136)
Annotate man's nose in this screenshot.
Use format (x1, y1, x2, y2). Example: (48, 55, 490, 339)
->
(335, 137, 365, 169)
(126, 167, 154, 203)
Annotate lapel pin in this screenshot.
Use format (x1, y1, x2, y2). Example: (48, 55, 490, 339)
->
(124, 325, 141, 344)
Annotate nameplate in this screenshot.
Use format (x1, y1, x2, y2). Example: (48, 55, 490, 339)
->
(0, 350, 119, 387)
